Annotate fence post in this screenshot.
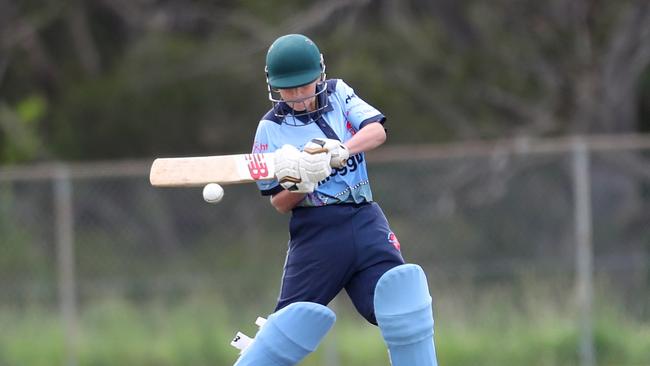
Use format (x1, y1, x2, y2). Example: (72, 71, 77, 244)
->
(54, 164, 78, 366)
(572, 138, 596, 366)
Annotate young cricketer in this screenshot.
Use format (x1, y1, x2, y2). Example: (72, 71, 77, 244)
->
(233, 34, 438, 366)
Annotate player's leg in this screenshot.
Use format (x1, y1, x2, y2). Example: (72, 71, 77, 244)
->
(345, 202, 437, 365)
(275, 236, 355, 310)
(347, 265, 439, 366)
(345, 260, 401, 324)
(374, 264, 438, 366)
(275, 206, 357, 311)
(344, 202, 405, 324)
(233, 302, 336, 366)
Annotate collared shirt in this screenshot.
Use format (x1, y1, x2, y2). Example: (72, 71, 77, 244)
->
(252, 79, 386, 207)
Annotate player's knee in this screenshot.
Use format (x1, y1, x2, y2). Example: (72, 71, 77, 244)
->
(233, 302, 336, 366)
(352, 299, 377, 325)
(374, 264, 434, 344)
(374, 264, 438, 366)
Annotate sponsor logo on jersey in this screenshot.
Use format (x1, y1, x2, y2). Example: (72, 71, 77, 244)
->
(246, 154, 270, 179)
(252, 142, 268, 153)
(388, 232, 401, 251)
(318, 154, 364, 185)
(346, 121, 356, 136)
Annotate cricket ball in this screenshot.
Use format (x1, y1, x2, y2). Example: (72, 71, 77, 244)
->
(202, 183, 224, 204)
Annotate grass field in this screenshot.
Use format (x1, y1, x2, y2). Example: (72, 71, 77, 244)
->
(1, 290, 649, 366)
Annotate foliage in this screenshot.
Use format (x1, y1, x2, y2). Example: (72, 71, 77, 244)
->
(1, 0, 649, 163)
(0, 96, 46, 163)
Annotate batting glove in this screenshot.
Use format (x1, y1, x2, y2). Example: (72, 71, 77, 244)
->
(274, 144, 302, 190)
(286, 181, 317, 193)
(274, 144, 324, 193)
(305, 138, 350, 168)
(299, 149, 332, 185)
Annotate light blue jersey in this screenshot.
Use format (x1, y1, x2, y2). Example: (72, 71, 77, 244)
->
(252, 79, 386, 207)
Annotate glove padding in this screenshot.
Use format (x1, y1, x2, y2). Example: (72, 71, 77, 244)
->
(299, 149, 332, 186)
(274, 145, 303, 190)
(305, 138, 350, 168)
(274, 144, 331, 193)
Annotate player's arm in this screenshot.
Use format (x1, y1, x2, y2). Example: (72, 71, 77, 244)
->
(344, 121, 386, 155)
(308, 122, 386, 169)
(335, 79, 387, 155)
(270, 190, 306, 214)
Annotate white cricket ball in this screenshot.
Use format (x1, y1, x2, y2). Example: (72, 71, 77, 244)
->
(202, 183, 224, 204)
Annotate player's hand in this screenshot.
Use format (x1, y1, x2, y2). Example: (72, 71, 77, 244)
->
(299, 148, 332, 185)
(305, 138, 350, 168)
(286, 180, 316, 193)
(274, 144, 302, 190)
(274, 145, 322, 193)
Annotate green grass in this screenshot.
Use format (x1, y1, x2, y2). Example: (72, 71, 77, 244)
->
(0, 292, 648, 366)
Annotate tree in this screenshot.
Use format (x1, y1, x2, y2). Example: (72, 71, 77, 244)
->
(0, 0, 649, 162)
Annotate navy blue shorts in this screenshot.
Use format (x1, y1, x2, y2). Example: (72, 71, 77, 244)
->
(275, 202, 405, 325)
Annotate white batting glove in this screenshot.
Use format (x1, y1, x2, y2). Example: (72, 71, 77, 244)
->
(273, 144, 320, 193)
(287, 181, 316, 193)
(306, 138, 350, 168)
(299, 149, 332, 185)
(274, 144, 302, 189)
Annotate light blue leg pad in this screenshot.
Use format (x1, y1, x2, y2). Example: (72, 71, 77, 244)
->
(374, 264, 438, 366)
(234, 302, 336, 366)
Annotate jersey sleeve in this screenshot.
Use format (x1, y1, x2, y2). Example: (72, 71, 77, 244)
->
(252, 122, 283, 196)
(337, 80, 386, 131)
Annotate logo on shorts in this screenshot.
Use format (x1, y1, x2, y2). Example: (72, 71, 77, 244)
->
(388, 232, 401, 251)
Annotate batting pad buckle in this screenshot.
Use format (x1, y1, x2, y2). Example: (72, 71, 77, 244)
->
(230, 317, 267, 354)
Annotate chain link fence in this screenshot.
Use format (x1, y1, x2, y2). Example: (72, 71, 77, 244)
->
(1, 135, 649, 366)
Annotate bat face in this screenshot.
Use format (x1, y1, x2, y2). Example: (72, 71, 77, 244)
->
(150, 153, 276, 187)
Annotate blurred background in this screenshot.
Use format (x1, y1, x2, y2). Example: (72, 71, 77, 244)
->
(1, 0, 649, 365)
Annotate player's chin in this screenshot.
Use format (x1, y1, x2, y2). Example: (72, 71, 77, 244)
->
(288, 103, 306, 112)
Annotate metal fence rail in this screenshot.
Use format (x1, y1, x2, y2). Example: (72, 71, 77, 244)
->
(2, 134, 650, 366)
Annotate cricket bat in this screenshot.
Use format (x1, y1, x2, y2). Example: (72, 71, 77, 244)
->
(149, 146, 328, 187)
(150, 153, 276, 187)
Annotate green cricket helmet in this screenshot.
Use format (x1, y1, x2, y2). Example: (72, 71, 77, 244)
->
(265, 34, 325, 89)
(265, 34, 329, 124)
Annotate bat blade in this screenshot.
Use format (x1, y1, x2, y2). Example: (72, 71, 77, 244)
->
(150, 153, 276, 187)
